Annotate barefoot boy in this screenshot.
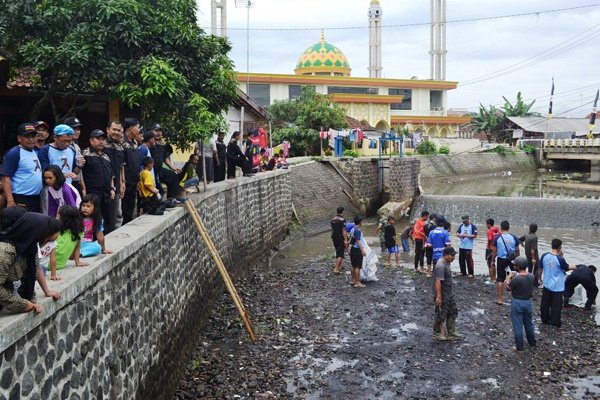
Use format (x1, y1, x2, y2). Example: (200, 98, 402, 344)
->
(385, 216, 400, 267)
(350, 216, 367, 288)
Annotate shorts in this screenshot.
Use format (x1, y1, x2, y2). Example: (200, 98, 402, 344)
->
(434, 295, 458, 323)
(350, 247, 363, 269)
(387, 245, 400, 254)
(485, 249, 493, 268)
(332, 237, 345, 259)
(496, 258, 513, 283)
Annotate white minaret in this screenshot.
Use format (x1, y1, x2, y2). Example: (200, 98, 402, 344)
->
(429, 0, 447, 80)
(211, 0, 227, 38)
(368, 0, 382, 78)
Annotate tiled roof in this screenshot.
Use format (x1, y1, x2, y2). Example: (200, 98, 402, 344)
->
(7, 67, 39, 88)
(344, 116, 375, 130)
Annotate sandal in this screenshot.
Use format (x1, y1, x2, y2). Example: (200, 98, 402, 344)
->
(494, 301, 503, 306)
(354, 283, 366, 288)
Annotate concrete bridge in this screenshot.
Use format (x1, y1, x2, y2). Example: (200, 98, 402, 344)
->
(542, 139, 600, 180)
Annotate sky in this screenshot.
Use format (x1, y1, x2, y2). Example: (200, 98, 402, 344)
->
(196, 0, 600, 117)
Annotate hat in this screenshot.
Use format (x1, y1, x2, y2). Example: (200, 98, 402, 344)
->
(64, 117, 82, 128)
(337, 206, 345, 214)
(53, 124, 74, 136)
(513, 256, 528, 270)
(461, 215, 469, 222)
(17, 123, 37, 136)
(34, 121, 49, 129)
(443, 247, 457, 256)
(89, 129, 107, 138)
(143, 131, 155, 142)
(436, 215, 446, 226)
(150, 123, 163, 131)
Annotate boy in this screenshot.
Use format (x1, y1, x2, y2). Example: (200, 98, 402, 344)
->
(138, 157, 164, 215)
(485, 218, 500, 286)
(399, 222, 414, 252)
(350, 215, 367, 288)
(426, 216, 451, 277)
(374, 211, 388, 253)
(384, 216, 400, 267)
(506, 257, 537, 352)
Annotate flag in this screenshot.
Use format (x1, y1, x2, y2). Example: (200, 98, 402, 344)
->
(589, 89, 599, 138)
(548, 77, 554, 119)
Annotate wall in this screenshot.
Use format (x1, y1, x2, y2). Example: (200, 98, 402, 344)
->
(0, 171, 291, 400)
(388, 157, 421, 204)
(412, 194, 600, 229)
(419, 152, 537, 180)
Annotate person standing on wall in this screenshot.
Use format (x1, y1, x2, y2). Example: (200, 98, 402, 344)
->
(213, 132, 227, 183)
(121, 118, 141, 224)
(413, 211, 429, 273)
(456, 215, 478, 278)
(539, 239, 576, 328)
(331, 206, 348, 276)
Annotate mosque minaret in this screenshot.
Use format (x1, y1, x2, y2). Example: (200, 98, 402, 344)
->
(368, 0, 383, 78)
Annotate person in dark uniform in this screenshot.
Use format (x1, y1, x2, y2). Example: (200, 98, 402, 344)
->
(150, 124, 180, 200)
(214, 132, 227, 182)
(226, 131, 252, 178)
(82, 129, 115, 231)
(564, 265, 598, 311)
(121, 118, 141, 224)
(331, 206, 348, 275)
(103, 120, 125, 232)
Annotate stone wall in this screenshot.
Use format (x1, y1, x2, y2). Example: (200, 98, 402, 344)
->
(389, 158, 421, 203)
(419, 153, 537, 181)
(411, 194, 600, 229)
(0, 171, 291, 400)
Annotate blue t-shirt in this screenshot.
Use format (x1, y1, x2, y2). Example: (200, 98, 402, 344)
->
(351, 227, 362, 249)
(1, 146, 43, 195)
(540, 252, 570, 292)
(457, 223, 478, 250)
(427, 227, 451, 260)
(492, 233, 519, 259)
(39, 145, 77, 184)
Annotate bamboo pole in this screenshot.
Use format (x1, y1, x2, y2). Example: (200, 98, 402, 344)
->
(184, 200, 256, 342)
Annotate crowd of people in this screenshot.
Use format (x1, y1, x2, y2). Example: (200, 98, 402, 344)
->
(332, 207, 598, 351)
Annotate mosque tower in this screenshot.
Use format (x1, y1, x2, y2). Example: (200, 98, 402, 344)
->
(368, 0, 382, 78)
(211, 0, 227, 37)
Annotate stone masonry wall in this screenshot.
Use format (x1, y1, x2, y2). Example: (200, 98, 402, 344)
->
(419, 153, 537, 181)
(389, 158, 421, 204)
(0, 171, 291, 400)
(331, 159, 379, 200)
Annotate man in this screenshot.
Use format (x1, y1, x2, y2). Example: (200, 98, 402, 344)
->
(456, 214, 478, 278)
(485, 218, 500, 286)
(399, 221, 414, 253)
(539, 239, 577, 328)
(213, 132, 227, 182)
(194, 136, 216, 184)
(413, 210, 429, 273)
(331, 206, 348, 275)
(34, 121, 51, 152)
(519, 223, 539, 276)
(432, 247, 463, 341)
(426, 215, 451, 271)
(82, 129, 115, 229)
(506, 256, 537, 353)
(104, 120, 126, 232)
(150, 123, 180, 199)
(563, 265, 598, 311)
(424, 213, 437, 277)
(1, 123, 43, 211)
(491, 221, 520, 305)
(64, 117, 85, 194)
(38, 124, 82, 184)
(121, 118, 141, 224)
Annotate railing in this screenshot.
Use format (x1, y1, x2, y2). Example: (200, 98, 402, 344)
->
(544, 139, 600, 148)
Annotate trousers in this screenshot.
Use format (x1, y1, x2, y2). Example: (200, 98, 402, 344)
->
(511, 298, 536, 350)
(540, 287, 563, 327)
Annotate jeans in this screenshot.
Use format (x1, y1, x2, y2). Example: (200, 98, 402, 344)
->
(401, 238, 410, 252)
(183, 177, 199, 188)
(511, 298, 536, 350)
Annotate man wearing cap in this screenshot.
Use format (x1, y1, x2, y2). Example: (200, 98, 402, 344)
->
(331, 206, 348, 275)
(426, 215, 451, 276)
(506, 256, 537, 352)
(104, 120, 126, 232)
(563, 265, 598, 311)
(150, 123, 180, 199)
(34, 121, 51, 152)
(82, 129, 115, 230)
(121, 118, 141, 224)
(432, 247, 463, 341)
(64, 117, 85, 194)
(38, 124, 84, 185)
(456, 215, 478, 278)
(1, 123, 43, 211)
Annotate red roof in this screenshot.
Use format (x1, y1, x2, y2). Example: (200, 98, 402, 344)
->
(6, 67, 39, 89)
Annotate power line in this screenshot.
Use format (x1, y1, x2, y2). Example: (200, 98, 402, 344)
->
(201, 3, 600, 31)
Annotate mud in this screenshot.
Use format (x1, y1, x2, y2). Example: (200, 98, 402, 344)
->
(174, 252, 600, 399)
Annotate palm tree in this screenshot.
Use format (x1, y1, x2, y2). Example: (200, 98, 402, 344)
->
(466, 104, 502, 142)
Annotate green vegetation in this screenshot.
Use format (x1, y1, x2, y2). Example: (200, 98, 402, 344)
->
(492, 145, 516, 156)
(416, 140, 437, 155)
(519, 144, 536, 154)
(439, 146, 450, 154)
(343, 149, 359, 158)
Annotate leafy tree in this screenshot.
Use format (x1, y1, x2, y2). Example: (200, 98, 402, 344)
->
(270, 86, 348, 156)
(416, 140, 437, 155)
(0, 0, 237, 149)
(502, 92, 539, 117)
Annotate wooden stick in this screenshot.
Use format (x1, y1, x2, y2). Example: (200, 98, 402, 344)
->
(184, 200, 256, 342)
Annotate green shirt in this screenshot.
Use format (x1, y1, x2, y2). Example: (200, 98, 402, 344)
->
(55, 231, 82, 270)
(378, 217, 387, 243)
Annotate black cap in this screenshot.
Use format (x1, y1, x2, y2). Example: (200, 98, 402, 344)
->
(17, 123, 37, 137)
(90, 129, 107, 138)
(64, 117, 82, 128)
(150, 123, 162, 131)
(143, 131, 155, 142)
(337, 206, 344, 214)
(443, 247, 457, 256)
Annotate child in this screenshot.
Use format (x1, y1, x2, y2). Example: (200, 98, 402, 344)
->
(139, 156, 164, 215)
(374, 212, 388, 254)
(276, 149, 289, 169)
(48, 206, 89, 281)
(40, 165, 81, 217)
(506, 256, 537, 352)
(349, 215, 367, 288)
(385, 216, 400, 267)
(80, 194, 112, 257)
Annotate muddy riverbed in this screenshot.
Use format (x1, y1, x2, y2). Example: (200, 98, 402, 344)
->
(174, 236, 600, 399)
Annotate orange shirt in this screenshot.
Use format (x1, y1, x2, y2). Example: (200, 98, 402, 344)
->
(413, 218, 426, 240)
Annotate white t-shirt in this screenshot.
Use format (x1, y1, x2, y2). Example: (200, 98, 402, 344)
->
(38, 240, 57, 267)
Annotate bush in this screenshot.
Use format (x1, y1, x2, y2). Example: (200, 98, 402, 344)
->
(342, 149, 359, 158)
(439, 146, 450, 154)
(492, 145, 516, 155)
(416, 140, 437, 155)
(519, 144, 536, 154)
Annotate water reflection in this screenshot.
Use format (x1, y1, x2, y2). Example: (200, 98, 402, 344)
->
(422, 171, 600, 200)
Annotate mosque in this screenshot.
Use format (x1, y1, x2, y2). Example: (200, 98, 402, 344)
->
(227, 0, 470, 138)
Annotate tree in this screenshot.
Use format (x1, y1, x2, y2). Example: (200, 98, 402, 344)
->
(0, 0, 237, 149)
(466, 104, 502, 143)
(502, 92, 539, 117)
(269, 86, 348, 156)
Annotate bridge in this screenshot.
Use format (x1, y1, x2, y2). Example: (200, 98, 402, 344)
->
(542, 139, 600, 180)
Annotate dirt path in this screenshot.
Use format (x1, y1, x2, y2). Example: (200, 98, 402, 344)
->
(175, 256, 600, 399)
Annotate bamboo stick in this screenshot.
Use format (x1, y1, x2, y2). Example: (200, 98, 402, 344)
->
(184, 200, 256, 342)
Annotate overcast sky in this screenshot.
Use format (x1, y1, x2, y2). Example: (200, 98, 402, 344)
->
(197, 0, 600, 117)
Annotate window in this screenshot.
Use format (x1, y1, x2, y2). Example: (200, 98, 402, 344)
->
(248, 84, 270, 107)
(430, 90, 443, 110)
(328, 86, 378, 95)
(288, 85, 315, 101)
(389, 89, 412, 110)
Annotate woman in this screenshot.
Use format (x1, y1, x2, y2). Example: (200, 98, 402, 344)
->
(226, 131, 253, 178)
(0, 212, 62, 314)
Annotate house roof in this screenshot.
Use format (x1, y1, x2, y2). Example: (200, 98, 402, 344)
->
(345, 116, 375, 130)
(507, 116, 600, 135)
(232, 88, 270, 121)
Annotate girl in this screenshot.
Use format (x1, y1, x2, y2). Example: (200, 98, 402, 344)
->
(40, 165, 81, 217)
(80, 194, 113, 257)
(48, 206, 89, 281)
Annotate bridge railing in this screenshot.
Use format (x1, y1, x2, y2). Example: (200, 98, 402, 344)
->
(544, 138, 600, 148)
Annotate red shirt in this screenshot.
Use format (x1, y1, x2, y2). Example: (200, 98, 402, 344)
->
(486, 226, 500, 250)
(413, 218, 426, 240)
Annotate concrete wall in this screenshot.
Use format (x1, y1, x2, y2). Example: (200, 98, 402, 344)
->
(412, 194, 600, 229)
(419, 152, 537, 181)
(0, 171, 291, 400)
(389, 157, 421, 203)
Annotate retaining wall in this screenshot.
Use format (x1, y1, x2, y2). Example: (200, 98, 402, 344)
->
(389, 158, 421, 204)
(0, 171, 291, 400)
(419, 153, 537, 180)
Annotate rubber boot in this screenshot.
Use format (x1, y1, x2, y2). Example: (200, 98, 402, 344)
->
(432, 320, 448, 341)
(447, 317, 464, 340)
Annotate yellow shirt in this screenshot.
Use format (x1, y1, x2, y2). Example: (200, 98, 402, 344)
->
(138, 169, 155, 198)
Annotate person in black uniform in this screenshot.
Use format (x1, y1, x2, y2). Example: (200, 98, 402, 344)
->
(103, 120, 125, 232)
(150, 123, 180, 200)
(81, 129, 115, 231)
(331, 206, 348, 275)
(121, 118, 140, 224)
(563, 265, 598, 311)
(226, 131, 252, 178)
(214, 132, 227, 182)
